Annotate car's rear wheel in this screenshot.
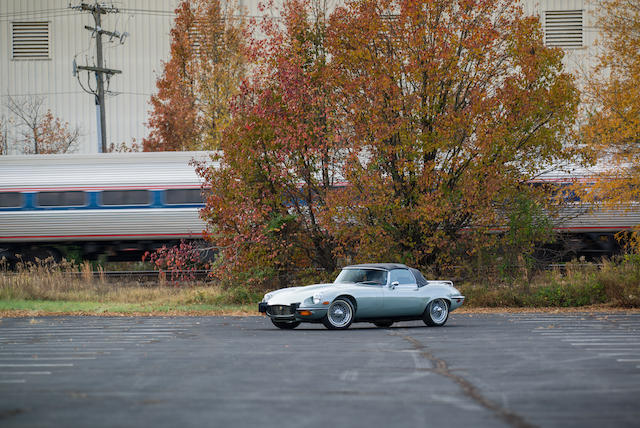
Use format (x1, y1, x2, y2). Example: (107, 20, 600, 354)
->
(373, 321, 393, 328)
(271, 319, 301, 329)
(423, 298, 449, 327)
(322, 298, 354, 329)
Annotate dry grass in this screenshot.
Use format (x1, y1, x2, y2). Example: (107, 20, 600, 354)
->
(1, 256, 639, 316)
(0, 258, 261, 310)
(459, 256, 640, 308)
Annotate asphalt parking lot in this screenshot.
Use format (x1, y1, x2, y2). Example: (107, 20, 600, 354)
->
(0, 312, 639, 428)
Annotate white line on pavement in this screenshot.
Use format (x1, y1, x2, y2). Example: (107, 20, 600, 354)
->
(562, 338, 640, 341)
(538, 333, 638, 336)
(0, 363, 73, 367)
(0, 352, 104, 355)
(586, 348, 640, 351)
(0, 346, 125, 350)
(0, 379, 26, 383)
(0, 357, 96, 360)
(598, 353, 638, 357)
(571, 343, 640, 346)
(0, 371, 51, 375)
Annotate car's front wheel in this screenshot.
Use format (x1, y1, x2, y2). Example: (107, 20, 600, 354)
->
(322, 298, 354, 329)
(423, 298, 449, 327)
(271, 319, 301, 329)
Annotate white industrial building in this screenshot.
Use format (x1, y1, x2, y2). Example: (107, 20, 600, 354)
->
(0, 0, 597, 154)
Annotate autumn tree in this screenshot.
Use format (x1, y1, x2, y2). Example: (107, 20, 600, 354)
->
(6, 96, 79, 154)
(198, 0, 342, 285)
(198, 0, 582, 286)
(325, 0, 581, 269)
(581, 0, 640, 250)
(143, 0, 245, 151)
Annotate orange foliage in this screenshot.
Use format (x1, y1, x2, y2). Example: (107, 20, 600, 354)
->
(325, 0, 581, 268)
(143, 0, 245, 151)
(581, 0, 640, 249)
(198, 0, 582, 284)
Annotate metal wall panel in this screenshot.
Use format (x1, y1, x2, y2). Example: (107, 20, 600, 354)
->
(524, 0, 598, 76)
(1, 0, 599, 155)
(0, 0, 179, 154)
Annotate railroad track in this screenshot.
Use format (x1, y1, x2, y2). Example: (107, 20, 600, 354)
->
(1, 269, 213, 282)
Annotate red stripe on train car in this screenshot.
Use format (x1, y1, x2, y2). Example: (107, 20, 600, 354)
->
(0, 232, 204, 240)
(0, 185, 209, 192)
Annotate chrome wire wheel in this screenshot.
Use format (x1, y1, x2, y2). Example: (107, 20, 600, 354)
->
(323, 298, 354, 329)
(423, 298, 449, 327)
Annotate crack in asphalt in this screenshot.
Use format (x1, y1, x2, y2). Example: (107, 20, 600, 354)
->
(391, 331, 538, 428)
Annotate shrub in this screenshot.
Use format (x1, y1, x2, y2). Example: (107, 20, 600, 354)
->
(143, 240, 209, 284)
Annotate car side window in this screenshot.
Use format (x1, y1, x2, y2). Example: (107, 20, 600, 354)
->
(389, 269, 417, 285)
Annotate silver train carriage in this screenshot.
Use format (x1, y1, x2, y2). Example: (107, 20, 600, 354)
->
(0, 152, 215, 262)
(1, 153, 638, 263)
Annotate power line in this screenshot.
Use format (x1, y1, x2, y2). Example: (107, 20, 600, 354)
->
(70, 2, 127, 153)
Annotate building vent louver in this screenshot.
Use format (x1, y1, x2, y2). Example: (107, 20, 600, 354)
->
(12, 21, 50, 59)
(544, 10, 583, 49)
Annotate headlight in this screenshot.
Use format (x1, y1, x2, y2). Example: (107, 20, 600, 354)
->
(312, 292, 323, 304)
(262, 293, 273, 303)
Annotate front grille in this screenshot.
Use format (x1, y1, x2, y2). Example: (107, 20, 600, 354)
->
(267, 305, 294, 316)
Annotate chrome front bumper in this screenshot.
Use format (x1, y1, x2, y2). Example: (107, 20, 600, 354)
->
(258, 303, 327, 321)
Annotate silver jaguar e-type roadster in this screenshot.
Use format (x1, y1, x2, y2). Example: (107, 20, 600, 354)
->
(258, 263, 465, 329)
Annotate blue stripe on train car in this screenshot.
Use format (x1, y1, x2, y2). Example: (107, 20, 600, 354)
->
(0, 190, 205, 212)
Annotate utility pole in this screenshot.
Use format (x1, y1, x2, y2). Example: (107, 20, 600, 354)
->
(71, 2, 125, 153)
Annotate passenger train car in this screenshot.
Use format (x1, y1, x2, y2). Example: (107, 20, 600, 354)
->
(529, 172, 640, 258)
(0, 151, 214, 262)
(1, 152, 638, 264)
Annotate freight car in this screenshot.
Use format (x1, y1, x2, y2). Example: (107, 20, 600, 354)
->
(0, 151, 214, 263)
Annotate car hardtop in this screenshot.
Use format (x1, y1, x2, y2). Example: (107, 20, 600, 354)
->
(343, 263, 409, 271)
(341, 264, 428, 287)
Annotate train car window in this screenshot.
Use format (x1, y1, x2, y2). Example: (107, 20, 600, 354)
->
(0, 192, 22, 208)
(36, 191, 86, 207)
(165, 188, 204, 205)
(101, 190, 151, 206)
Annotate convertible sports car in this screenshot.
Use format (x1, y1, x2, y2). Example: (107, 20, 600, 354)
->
(258, 263, 465, 329)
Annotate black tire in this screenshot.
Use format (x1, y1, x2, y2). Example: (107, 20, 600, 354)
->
(322, 298, 355, 330)
(271, 319, 301, 329)
(373, 321, 394, 328)
(423, 298, 449, 327)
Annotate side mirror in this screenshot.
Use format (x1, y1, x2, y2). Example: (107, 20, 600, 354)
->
(390, 281, 399, 289)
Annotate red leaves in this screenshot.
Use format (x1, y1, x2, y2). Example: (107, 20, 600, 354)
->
(143, 241, 208, 284)
(192, 0, 581, 281)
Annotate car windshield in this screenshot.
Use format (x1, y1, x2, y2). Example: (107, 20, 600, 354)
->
(334, 268, 388, 285)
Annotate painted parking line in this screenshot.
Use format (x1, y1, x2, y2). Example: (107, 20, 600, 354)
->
(0, 357, 96, 360)
(0, 352, 106, 355)
(586, 348, 640, 352)
(0, 341, 156, 345)
(598, 353, 639, 357)
(0, 319, 193, 386)
(539, 332, 638, 335)
(570, 343, 640, 346)
(617, 359, 640, 362)
(556, 338, 638, 342)
(0, 363, 73, 367)
(0, 331, 188, 335)
(520, 315, 640, 371)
